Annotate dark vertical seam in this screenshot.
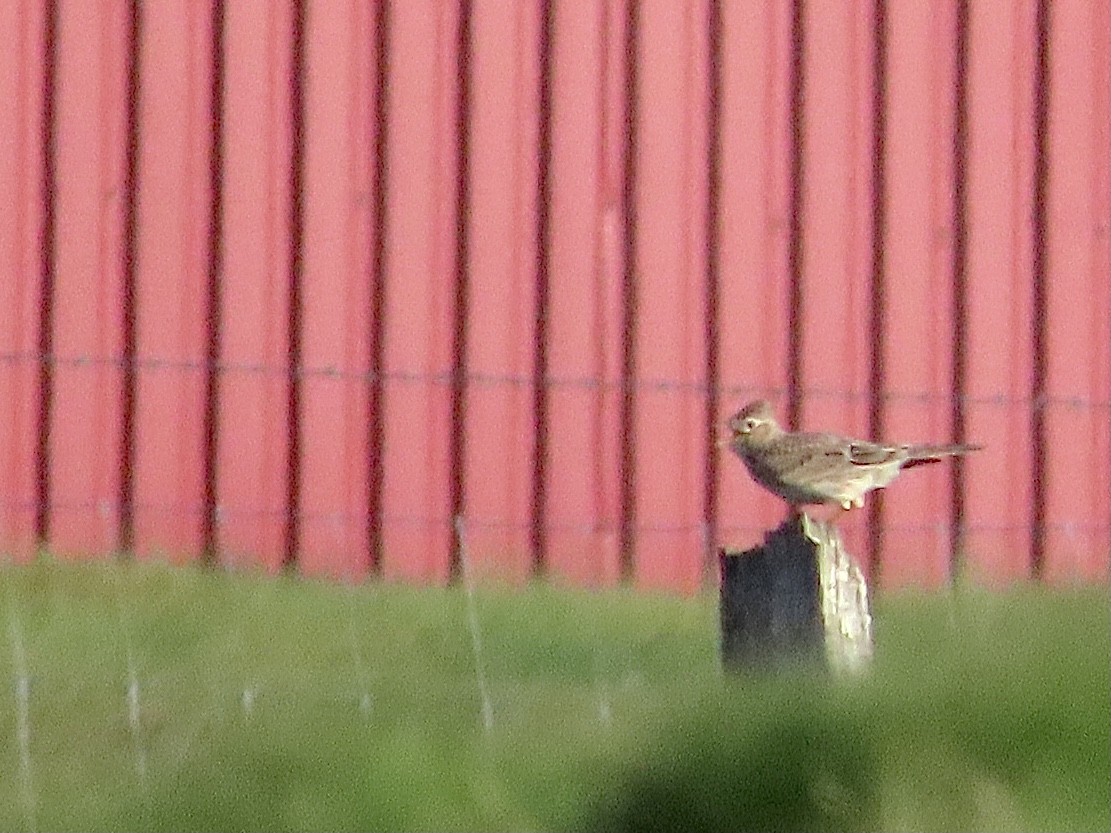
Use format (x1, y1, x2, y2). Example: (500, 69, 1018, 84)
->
(531, 0, 555, 578)
(703, 0, 723, 584)
(283, 0, 308, 573)
(785, 0, 806, 430)
(1030, 0, 1051, 580)
(35, 0, 59, 547)
(448, 0, 473, 583)
(118, 0, 143, 557)
(201, 0, 225, 567)
(949, 0, 971, 581)
(867, 0, 888, 584)
(366, 0, 391, 577)
(618, 0, 640, 583)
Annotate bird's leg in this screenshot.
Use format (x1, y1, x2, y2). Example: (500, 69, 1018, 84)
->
(839, 496, 866, 511)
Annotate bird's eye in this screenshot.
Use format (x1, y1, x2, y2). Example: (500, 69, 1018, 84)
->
(743, 417, 758, 431)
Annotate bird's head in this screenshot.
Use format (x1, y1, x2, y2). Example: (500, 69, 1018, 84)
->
(722, 399, 782, 451)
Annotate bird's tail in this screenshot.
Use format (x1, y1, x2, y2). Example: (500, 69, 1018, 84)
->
(903, 443, 983, 468)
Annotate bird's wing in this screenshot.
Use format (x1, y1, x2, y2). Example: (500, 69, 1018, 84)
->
(842, 440, 907, 467)
(768, 433, 887, 479)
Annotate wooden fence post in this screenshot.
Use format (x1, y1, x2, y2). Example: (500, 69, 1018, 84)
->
(719, 514, 874, 675)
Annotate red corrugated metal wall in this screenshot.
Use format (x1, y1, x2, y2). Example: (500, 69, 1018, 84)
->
(1, 0, 1108, 591)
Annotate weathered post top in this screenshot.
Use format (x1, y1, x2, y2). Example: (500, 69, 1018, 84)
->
(719, 514, 873, 675)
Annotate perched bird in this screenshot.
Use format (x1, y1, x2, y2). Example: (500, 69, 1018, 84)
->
(723, 399, 982, 513)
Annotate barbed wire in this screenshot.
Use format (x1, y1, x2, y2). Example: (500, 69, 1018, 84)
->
(1, 350, 1108, 408)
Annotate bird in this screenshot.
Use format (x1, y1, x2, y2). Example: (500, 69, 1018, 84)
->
(723, 399, 982, 513)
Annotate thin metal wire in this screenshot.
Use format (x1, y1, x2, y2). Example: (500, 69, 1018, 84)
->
(2, 351, 1107, 409)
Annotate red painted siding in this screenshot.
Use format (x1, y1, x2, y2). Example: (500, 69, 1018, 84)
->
(879, 0, 957, 587)
(1040, 0, 1110, 582)
(0, 0, 46, 561)
(217, 0, 293, 572)
(1, 0, 1108, 591)
(379, 2, 459, 584)
(47, 0, 129, 558)
(463, 0, 542, 582)
(544, 0, 624, 587)
(131, 0, 211, 563)
(714, 0, 794, 552)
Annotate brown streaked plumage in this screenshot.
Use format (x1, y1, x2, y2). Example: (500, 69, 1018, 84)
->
(723, 399, 982, 512)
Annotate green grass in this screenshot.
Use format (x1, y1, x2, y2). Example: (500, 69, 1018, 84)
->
(0, 555, 1106, 832)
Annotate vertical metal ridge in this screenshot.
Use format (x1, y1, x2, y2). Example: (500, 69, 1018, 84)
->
(703, 0, 723, 584)
(34, 0, 60, 548)
(531, 0, 555, 579)
(618, 0, 640, 583)
(1030, 0, 1051, 580)
(283, 0, 308, 573)
(949, 0, 971, 581)
(118, 0, 143, 558)
(448, 0, 474, 583)
(201, 0, 225, 567)
(366, 0, 392, 577)
(785, 0, 806, 431)
(867, 0, 888, 583)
